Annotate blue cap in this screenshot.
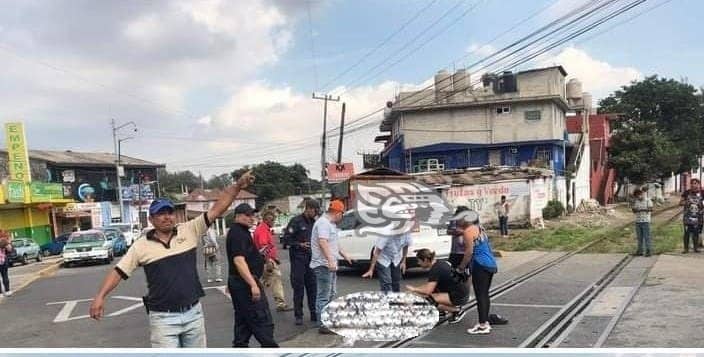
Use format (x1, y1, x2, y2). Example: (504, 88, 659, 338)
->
(149, 198, 175, 215)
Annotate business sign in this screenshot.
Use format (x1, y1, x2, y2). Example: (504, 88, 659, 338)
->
(62, 170, 75, 183)
(327, 162, 354, 183)
(29, 182, 65, 201)
(4, 122, 31, 183)
(7, 181, 26, 203)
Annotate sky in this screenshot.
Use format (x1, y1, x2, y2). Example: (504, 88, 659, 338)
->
(0, 0, 700, 180)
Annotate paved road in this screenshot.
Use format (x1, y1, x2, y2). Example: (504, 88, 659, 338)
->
(0, 237, 429, 348)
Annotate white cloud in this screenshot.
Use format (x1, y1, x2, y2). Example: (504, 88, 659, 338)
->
(536, 46, 642, 101)
(466, 43, 498, 58)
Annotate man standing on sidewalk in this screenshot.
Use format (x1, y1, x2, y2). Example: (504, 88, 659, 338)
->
(0, 233, 13, 297)
(361, 227, 412, 293)
(495, 196, 510, 238)
(88, 171, 254, 348)
(227, 203, 278, 348)
(283, 198, 319, 326)
(631, 189, 653, 256)
(201, 226, 223, 283)
(310, 200, 353, 334)
(680, 178, 703, 253)
(253, 210, 292, 312)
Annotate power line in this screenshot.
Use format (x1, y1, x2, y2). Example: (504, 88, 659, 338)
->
(317, 0, 440, 93)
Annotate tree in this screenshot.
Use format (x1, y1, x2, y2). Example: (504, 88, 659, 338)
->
(157, 168, 201, 200)
(206, 173, 233, 189)
(600, 76, 704, 176)
(232, 161, 321, 207)
(608, 121, 680, 184)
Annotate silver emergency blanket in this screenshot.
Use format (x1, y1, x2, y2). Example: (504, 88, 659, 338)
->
(321, 291, 439, 343)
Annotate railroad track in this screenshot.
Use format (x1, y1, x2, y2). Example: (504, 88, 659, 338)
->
(380, 204, 683, 348)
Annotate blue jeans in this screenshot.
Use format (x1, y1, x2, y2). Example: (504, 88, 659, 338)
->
(149, 302, 207, 348)
(313, 266, 337, 326)
(499, 216, 509, 236)
(375, 262, 401, 293)
(635, 222, 651, 255)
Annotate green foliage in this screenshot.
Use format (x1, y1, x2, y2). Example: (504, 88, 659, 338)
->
(542, 200, 565, 219)
(232, 161, 321, 207)
(599, 76, 704, 181)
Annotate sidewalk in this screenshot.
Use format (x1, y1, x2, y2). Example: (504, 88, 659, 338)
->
(0, 256, 63, 302)
(605, 252, 704, 347)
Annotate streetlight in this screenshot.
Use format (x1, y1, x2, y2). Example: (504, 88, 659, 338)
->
(112, 120, 138, 223)
(118, 136, 134, 224)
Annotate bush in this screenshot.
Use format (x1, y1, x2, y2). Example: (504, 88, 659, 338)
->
(542, 200, 565, 219)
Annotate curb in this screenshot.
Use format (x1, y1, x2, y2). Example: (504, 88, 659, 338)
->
(5, 259, 63, 299)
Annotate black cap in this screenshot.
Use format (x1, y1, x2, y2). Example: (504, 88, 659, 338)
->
(304, 198, 320, 210)
(234, 203, 255, 215)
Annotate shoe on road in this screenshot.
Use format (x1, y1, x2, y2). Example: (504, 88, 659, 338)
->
(448, 309, 468, 324)
(295, 317, 303, 326)
(215, 278, 223, 282)
(277, 305, 294, 312)
(467, 323, 491, 335)
(207, 279, 213, 283)
(4, 291, 13, 297)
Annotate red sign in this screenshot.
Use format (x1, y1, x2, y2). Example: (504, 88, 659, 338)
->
(326, 163, 354, 183)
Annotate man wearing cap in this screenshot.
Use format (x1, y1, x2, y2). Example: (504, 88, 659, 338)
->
(88, 172, 254, 348)
(227, 202, 278, 347)
(310, 199, 353, 334)
(282, 198, 320, 326)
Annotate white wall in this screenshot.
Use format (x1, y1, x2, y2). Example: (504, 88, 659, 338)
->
(572, 140, 591, 208)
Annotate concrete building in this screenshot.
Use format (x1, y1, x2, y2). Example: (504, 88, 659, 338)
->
(378, 66, 570, 175)
(183, 188, 257, 235)
(0, 149, 163, 245)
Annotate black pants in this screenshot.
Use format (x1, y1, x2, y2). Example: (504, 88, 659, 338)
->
(289, 248, 317, 319)
(471, 266, 494, 324)
(228, 277, 278, 348)
(448, 253, 464, 269)
(0, 262, 9, 292)
(683, 225, 701, 252)
(499, 216, 509, 236)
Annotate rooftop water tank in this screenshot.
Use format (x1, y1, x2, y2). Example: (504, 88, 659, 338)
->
(453, 69, 470, 91)
(434, 70, 452, 102)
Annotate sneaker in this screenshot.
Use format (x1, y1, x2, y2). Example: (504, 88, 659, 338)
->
(318, 326, 334, 335)
(467, 323, 491, 335)
(448, 309, 468, 324)
(277, 305, 294, 312)
(4, 291, 13, 297)
(207, 279, 213, 283)
(215, 278, 223, 282)
(295, 317, 303, 326)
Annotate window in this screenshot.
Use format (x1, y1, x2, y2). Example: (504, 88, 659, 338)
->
(524, 110, 541, 121)
(535, 147, 552, 162)
(413, 158, 445, 173)
(495, 105, 511, 114)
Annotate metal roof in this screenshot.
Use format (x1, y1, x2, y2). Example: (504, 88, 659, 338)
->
(0, 149, 164, 168)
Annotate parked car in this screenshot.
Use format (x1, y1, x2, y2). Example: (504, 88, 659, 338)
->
(336, 208, 451, 270)
(96, 227, 128, 256)
(8, 237, 42, 266)
(40, 233, 71, 256)
(62, 230, 114, 266)
(108, 223, 140, 247)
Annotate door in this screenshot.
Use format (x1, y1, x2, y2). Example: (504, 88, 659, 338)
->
(489, 149, 502, 166)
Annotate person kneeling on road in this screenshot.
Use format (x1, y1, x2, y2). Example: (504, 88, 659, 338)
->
(405, 248, 469, 324)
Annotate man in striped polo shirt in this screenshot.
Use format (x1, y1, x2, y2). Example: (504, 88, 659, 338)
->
(89, 171, 254, 348)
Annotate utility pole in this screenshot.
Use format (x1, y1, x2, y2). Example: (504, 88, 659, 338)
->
(337, 102, 346, 164)
(312, 93, 340, 205)
(111, 119, 137, 223)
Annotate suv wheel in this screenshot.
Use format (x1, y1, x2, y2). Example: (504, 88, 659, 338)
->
(21, 254, 28, 265)
(36, 253, 42, 262)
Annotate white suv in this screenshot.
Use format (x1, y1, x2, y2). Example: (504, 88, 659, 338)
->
(336, 208, 451, 270)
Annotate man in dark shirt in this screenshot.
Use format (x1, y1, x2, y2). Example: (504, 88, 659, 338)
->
(89, 171, 254, 348)
(680, 178, 703, 253)
(227, 203, 278, 348)
(282, 198, 319, 325)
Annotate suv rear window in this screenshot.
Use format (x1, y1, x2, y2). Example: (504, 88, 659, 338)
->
(69, 233, 105, 243)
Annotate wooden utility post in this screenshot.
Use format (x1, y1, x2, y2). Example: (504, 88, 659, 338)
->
(312, 93, 340, 204)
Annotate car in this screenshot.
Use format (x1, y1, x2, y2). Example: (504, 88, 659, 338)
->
(108, 223, 140, 247)
(62, 230, 114, 266)
(8, 238, 42, 266)
(336, 208, 452, 270)
(95, 227, 128, 256)
(40, 233, 71, 256)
